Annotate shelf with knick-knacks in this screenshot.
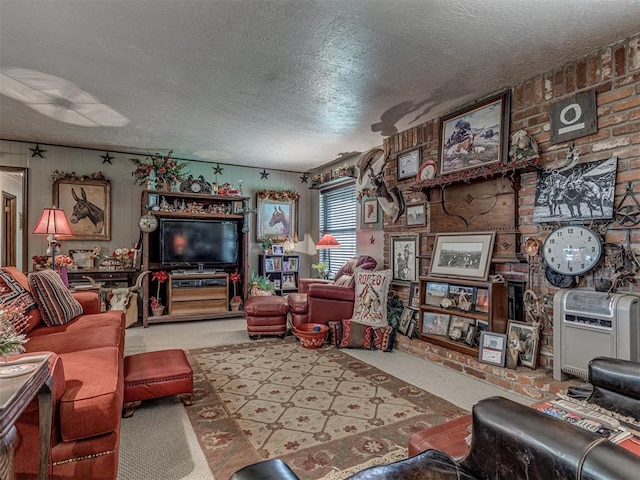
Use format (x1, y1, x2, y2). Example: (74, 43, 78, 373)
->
(258, 254, 300, 294)
(141, 190, 248, 219)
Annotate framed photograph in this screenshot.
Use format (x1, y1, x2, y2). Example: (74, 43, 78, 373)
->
(439, 90, 510, 176)
(448, 315, 475, 342)
(397, 147, 421, 180)
(69, 249, 95, 270)
(406, 203, 426, 226)
(507, 321, 541, 369)
(273, 279, 281, 290)
(408, 282, 420, 309)
(448, 285, 476, 311)
(429, 232, 495, 280)
(233, 200, 244, 214)
(399, 307, 414, 335)
(421, 312, 450, 336)
(53, 177, 111, 240)
(473, 320, 489, 347)
(465, 325, 476, 346)
(407, 316, 417, 339)
(474, 288, 489, 313)
(478, 331, 507, 367)
(282, 273, 297, 289)
(533, 157, 617, 223)
(272, 244, 284, 255)
(362, 198, 381, 229)
(256, 191, 298, 242)
(265, 258, 276, 272)
(282, 260, 290, 271)
(391, 235, 418, 283)
(272, 257, 282, 271)
(425, 281, 449, 306)
(147, 193, 159, 209)
(288, 257, 299, 272)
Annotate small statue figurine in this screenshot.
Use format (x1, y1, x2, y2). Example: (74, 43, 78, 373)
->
(509, 129, 539, 162)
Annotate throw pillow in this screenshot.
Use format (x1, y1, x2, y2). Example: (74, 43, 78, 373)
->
(339, 319, 373, 349)
(328, 321, 343, 346)
(351, 268, 391, 327)
(0, 270, 38, 335)
(372, 326, 396, 352)
(28, 270, 83, 327)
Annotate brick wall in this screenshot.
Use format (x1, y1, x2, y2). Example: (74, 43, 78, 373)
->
(383, 32, 640, 369)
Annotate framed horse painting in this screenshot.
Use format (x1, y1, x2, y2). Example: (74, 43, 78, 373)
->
(53, 177, 111, 240)
(255, 190, 299, 242)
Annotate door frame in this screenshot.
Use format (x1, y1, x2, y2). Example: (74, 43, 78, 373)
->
(0, 166, 28, 271)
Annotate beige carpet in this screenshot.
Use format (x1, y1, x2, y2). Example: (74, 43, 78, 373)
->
(185, 338, 467, 480)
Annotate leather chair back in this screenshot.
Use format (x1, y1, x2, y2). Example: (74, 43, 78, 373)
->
(333, 256, 377, 289)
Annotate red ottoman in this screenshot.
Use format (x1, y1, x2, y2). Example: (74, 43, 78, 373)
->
(244, 295, 289, 339)
(122, 349, 193, 418)
(408, 414, 472, 459)
(287, 293, 308, 328)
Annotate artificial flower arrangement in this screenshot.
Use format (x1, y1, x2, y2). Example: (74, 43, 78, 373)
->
(356, 187, 374, 201)
(0, 289, 29, 361)
(131, 150, 188, 186)
(32, 255, 48, 269)
(230, 271, 242, 304)
(151, 270, 169, 310)
(256, 189, 300, 201)
(112, 248, 135, 261)
(50, 255, 74, 268)
(334, 163, 355, 178)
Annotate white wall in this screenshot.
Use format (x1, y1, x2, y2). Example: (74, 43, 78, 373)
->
(0, 140, 312, 277)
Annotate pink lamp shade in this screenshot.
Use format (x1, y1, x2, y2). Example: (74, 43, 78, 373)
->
(316, 233, 340, 249)
(32, 207, 73, 236)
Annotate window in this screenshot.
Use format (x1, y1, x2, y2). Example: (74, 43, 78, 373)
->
(319, 183, 356, 278)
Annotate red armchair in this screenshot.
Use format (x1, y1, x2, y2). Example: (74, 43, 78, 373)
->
(288, 256, 377, 327)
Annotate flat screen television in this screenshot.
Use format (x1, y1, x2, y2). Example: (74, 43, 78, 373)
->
(160, 219, 238, 266)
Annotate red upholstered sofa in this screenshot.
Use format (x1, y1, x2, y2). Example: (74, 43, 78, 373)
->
(289, 256, 377, 327)
(1, 267, 125, 480)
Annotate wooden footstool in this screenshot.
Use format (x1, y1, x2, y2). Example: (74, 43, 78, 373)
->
(122, 349, 193, 418)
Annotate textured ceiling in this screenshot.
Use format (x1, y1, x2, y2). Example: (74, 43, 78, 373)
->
(1, 0, 639, 172)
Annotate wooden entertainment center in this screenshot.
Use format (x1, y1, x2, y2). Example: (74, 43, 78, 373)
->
(139, 190, 249, 327)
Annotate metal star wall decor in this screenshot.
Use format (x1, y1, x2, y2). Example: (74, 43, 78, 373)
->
(100, 152, 114, 164)
(212, 164, 224, 175)
(29, 144, 47, 158)
(260, 169, 270, 179)
(370, 235, 375, 245)
(300, 173, 309, 184)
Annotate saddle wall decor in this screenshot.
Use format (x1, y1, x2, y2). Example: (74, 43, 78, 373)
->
(52, 173, 111, 240)
(255, 189, 299, 242)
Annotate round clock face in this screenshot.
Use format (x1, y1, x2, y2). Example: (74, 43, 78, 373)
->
(542, 225, 602, 276)
(417, 160, 437, 181)
(191, 182, 202, 193)
(138, 213, 158, 233)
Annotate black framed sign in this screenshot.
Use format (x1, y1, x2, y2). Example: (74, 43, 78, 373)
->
(550, 90, 597, 145)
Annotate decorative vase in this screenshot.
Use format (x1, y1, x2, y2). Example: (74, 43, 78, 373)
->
(57, 266, 69, 287)
(151, 307, 165, 317)
(156, 179, 172, 191)
(230, 301, 241, 311)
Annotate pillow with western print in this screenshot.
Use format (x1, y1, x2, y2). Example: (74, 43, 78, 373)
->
(328, 321, 343, 346)
(28, 270, 83, 326)
(339, 319, 373, 349)
(371, 326, 395, 352)
(0, 270, 38, 335)
(350, 268, 391, 327)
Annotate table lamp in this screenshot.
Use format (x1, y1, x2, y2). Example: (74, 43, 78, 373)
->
(315, 233, 340, 279)
(33, 207, 72, 270)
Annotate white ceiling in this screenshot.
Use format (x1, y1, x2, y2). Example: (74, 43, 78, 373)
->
(1, 1, 639, 172)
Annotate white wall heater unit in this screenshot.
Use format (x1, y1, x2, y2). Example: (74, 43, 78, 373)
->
(553, 289, 639, 381)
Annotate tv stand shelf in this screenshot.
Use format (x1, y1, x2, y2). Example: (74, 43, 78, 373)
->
(167, 273, 228, 316)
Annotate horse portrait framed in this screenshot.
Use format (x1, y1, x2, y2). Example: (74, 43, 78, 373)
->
(53, 177, 111, 240)
(255, 191, 299, 242)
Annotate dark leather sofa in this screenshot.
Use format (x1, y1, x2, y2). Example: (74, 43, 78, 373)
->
(230, 393, 639, 479)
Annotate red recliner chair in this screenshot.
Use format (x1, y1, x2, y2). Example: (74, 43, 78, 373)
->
(287, 255, 377, 327)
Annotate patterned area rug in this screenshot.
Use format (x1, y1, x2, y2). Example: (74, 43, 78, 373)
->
(185, 339, 466, 480)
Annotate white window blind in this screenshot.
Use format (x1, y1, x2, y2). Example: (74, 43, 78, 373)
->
(319, 182, 357, 278)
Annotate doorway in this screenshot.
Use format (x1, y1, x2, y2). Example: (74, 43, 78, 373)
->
(0, 167, 28, 271)
(2, 192, 17, 266)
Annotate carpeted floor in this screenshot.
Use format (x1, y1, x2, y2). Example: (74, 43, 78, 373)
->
(184, 338, 467, 479)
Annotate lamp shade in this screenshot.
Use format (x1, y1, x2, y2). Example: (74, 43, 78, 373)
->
(33, 208, 73, 236)
(316, 233, 340, 249)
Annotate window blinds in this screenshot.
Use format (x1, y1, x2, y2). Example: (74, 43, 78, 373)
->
(319, 183, 357, 278)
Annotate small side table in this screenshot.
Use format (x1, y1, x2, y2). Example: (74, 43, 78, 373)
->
(0, 353, 53, 480)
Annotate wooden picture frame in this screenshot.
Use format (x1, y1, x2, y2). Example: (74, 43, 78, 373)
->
(425, 281, 449, 306)
(507, 321, 540, 369)
(399, 307, 414, 335)
(53, 178, 111, 240)
(391, 235, 418, 283)
(256, 193, 298, 242)
(478, 331, 507, 367)
(421, 312, 450, 336)
(448, 315, 475, 342)
(474, 287, 489, 313)
(408, 282, 420, 309)
(69, 249, 95, 270)
(429, 232, 495, 280)
(362, 198, 381, 228)
(397, 147, 421, 180)
(406, 203, 426, 226)
(407, 316, 417, 339)
(439, 90, 510, 176)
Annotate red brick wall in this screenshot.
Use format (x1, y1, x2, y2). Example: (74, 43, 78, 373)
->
(383, 33, 640, 369)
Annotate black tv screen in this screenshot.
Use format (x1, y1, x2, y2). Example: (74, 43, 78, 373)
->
(160, 219, 238, 266)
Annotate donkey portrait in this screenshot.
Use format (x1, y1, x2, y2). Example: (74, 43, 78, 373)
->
(70, 187, 105, 232)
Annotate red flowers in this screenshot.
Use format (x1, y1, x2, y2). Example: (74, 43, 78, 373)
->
(230, 272, 241, 284)
(230, 271, 241, 302)
(152, 270, 168, 283)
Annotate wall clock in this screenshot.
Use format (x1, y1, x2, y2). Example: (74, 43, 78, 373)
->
(542, 225, 602, 277)
(138, 213, 158, 233)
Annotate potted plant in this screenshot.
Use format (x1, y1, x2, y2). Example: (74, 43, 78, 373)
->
(261, 237, 272, 255)
(249, 271, 275, 296)
(0, 303, 28, 364)
(131, 150, 188, 190)
(229, 271, 242, 311)
(150, 270, 168, 316)
(312, 261, 329, 279)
